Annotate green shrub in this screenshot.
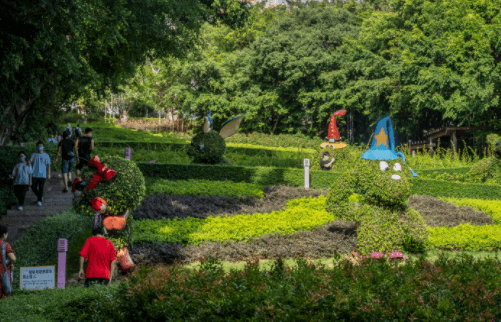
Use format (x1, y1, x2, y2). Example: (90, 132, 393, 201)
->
(134, 196, 333, 245)
(402, 235, 427, 253)
(0, 285, 116, 322)
(326, 160, 428, 254)
(149, 178, 264, 198)
(74, 156, 145, 248)
(74, 156, 146, 217)
(187, 132, 226, 164)
(11, 208, 92, 288)
(34, 255, 501, 321)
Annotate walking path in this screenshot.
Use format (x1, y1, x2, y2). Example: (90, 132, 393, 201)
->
(0, 173, 73, 243)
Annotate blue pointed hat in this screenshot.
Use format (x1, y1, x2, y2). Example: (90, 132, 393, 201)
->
(362, 116, 406, 162)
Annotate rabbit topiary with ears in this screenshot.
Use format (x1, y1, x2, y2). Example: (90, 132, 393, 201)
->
(187, 112, 245, 164)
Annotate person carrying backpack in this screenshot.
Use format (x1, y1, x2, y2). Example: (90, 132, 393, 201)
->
(9, 151, 33, 210)
(55, 130, 77, 192)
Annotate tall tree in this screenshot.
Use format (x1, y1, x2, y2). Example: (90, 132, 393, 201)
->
(0, 0, 241, 144)
(337, 0, 501, 143)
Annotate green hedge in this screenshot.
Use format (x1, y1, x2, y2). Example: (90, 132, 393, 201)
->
(414, 167, 472, 179)
(136, 162, 338, 189)
(149, 179, 264, 198)
(98, 141, 313, 158)
(411, 179, 501, 200)
(12, 208, 92, 288)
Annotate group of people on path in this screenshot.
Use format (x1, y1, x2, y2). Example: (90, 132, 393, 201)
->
(1, 123, 108, 298)
(10, 125, 94, 210)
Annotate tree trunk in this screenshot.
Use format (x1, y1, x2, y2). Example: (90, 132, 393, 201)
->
(272, 113, 280, 134)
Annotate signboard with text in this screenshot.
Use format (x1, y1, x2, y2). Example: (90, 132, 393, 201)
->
(20, 266, 55, 290)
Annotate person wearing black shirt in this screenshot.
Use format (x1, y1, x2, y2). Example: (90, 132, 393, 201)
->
(320, 152, 335, 171)
(75, 128, 94, 177)
(55, 131, 78, 192)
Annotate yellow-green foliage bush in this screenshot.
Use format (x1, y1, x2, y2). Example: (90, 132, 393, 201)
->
(326, 159, 428, 254)
(134, 196, 334, 245)
(428, 224, 501, 251)
(440, 198, 501, 223)
(148, 179, 264, 198)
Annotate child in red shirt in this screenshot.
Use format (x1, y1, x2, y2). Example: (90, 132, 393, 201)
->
(79, 227, 117, 287)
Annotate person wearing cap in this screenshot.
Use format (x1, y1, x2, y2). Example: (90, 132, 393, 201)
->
(78, 227, 117, 287)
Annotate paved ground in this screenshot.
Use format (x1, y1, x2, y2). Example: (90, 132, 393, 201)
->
(0, 173, 73, 243)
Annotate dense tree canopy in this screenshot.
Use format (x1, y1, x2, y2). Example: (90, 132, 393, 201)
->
(0, 0, 242, 144)
(6, 0, 501, 149)
(337, 0, 501, 142)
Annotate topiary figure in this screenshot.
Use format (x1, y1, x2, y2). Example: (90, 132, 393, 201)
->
(326, 116, 427, 255)
(466, 134, 501, 184)
(73, 155, 145, 252)
(186, 111, 245, 164)
(187, 131, 226, 164)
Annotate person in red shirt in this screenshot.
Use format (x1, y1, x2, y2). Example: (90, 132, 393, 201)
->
(79, 227, 117, 287)
(0, 224, 16, 299)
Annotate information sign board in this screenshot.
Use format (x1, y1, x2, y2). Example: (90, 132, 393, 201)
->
(20, 266, 56, 290)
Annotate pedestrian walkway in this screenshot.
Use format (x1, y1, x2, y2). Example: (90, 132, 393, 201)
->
(0, 173, 73, 243)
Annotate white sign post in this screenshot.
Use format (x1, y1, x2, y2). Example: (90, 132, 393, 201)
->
(20, 266, 56, 290)
(304, 158, 310, 190)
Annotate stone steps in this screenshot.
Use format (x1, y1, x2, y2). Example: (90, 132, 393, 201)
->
(1, 173, 76, 243)
(14, 199, 73, 209)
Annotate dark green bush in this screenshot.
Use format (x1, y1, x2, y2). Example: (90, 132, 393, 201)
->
(11, 208, 92, 289)
(187, 132, 226, 164)
(402, 235, 427, 253)
(3, 256, 501, 321)
(74, 156, 146, 218)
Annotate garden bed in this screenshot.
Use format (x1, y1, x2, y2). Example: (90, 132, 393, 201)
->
(134, 185, 327, 220)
